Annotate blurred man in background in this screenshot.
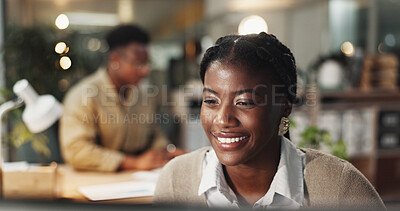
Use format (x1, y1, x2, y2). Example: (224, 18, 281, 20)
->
(60, 25, 181, 172)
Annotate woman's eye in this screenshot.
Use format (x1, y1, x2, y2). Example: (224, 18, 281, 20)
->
(203, 99, 217, 104)
(236, 101, 255, 106)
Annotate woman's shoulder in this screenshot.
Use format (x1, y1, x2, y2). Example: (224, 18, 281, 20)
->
(301, 147, 361, 179)
(300, 148, 385, 209)
(301, 148, 348, 166)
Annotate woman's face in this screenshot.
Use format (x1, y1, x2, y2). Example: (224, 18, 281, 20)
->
(200, 61, 288, 167)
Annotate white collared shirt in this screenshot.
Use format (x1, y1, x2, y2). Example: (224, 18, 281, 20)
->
(198, 136, 306, 209)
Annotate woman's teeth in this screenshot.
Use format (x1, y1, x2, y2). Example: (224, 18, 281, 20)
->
(217, 136, 248, 143)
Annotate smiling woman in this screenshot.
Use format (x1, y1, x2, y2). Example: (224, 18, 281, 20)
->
(201, 62, 284, 169)
(153, 32, 386, 210)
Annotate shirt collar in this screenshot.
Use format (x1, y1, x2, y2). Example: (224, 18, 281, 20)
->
(256, 136, 305, 207)
(198, 149, 218, 196)
(198, 150, 238, 201)
(97, 67, 114, 88)
(198, 136, 305, 207)
(97, 67, 119, 100)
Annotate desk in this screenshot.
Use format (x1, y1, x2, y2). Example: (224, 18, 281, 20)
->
(58, 165, 153, 204)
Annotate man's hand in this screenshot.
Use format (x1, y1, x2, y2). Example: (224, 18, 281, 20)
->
(119, 149, 168, 171)
(166, 146, 186, 158)
(119, 146, 186, 171)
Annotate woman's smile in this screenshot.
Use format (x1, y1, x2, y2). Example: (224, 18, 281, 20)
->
(212, 132, 250, 151)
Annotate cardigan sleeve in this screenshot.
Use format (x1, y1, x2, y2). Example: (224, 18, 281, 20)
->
(153, 158, 175, 204)
(338, 162, 386, 210)
(153, 147, 210, 206)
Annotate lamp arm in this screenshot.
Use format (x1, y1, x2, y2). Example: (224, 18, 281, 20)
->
(0, 98, 24, 198)
(0, 98, 24, 116)
(0, 98, 24, 163)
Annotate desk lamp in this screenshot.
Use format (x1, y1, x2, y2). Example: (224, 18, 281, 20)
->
(0, 79, 63, 197)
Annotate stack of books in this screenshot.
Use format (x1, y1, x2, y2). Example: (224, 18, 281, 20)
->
(360, 54, 399, 91)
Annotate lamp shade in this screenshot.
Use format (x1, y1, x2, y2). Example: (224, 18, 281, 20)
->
(13, 79, 63, 133)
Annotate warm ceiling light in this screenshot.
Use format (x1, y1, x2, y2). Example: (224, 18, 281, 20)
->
(55, 42, 68, 54)
(60, 56, 72, 70)
(341, 41, 355, 57)
(66, 12, 119, 26)
(238, 15, 268, 35)
(55, 14, 69, 30)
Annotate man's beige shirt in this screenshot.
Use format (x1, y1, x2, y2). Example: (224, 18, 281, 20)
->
(59, 69, 168, 172)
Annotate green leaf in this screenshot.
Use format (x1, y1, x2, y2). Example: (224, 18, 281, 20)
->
(289, 118, 296, 128)
(31, 134, 51, 158)
(6, 117, 51, 158)
(296, 122, 347, 160)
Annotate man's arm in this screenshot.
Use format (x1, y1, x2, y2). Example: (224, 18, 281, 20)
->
(59, 88, 125, 172)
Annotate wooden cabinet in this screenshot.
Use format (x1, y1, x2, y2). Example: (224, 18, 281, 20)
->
(376, 153, 400, 200)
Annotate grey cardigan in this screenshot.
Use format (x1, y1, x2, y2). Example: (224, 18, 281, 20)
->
(154, 147, 386, 210)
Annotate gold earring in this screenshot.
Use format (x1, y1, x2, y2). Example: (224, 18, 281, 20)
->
(278, 117, 290, 136)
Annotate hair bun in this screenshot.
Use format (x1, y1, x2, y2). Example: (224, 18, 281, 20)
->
(258, 32, 277, 41)
(258, 31, 268, 38)
(205, 45, 219, 57)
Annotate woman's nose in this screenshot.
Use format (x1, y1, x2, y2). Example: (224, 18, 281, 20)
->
(213, 104, 239, 128)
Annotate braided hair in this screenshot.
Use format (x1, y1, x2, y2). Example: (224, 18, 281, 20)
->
(200, 32, 297, 104)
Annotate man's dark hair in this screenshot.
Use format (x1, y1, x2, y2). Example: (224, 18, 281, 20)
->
(106, 24, 150, 51)
(200, 32, 297, 103)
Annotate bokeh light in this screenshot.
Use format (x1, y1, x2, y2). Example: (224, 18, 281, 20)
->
(238, 15, 268, 35)
(341, 41, 355, 57)
(55, 42, 69, 54)
(384, 34, 396, 47)
(58, 79, 71, 92)
(87, 38, 102, 51)
(60, 56, 72, 70)
(99, 40, 109, 53)
(55, 14, 69, 30)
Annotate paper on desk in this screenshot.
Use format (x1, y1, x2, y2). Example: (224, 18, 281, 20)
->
(2, 161, 29, 172)
(131, 168, 161, 182)
(78, 181, 156, 201)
